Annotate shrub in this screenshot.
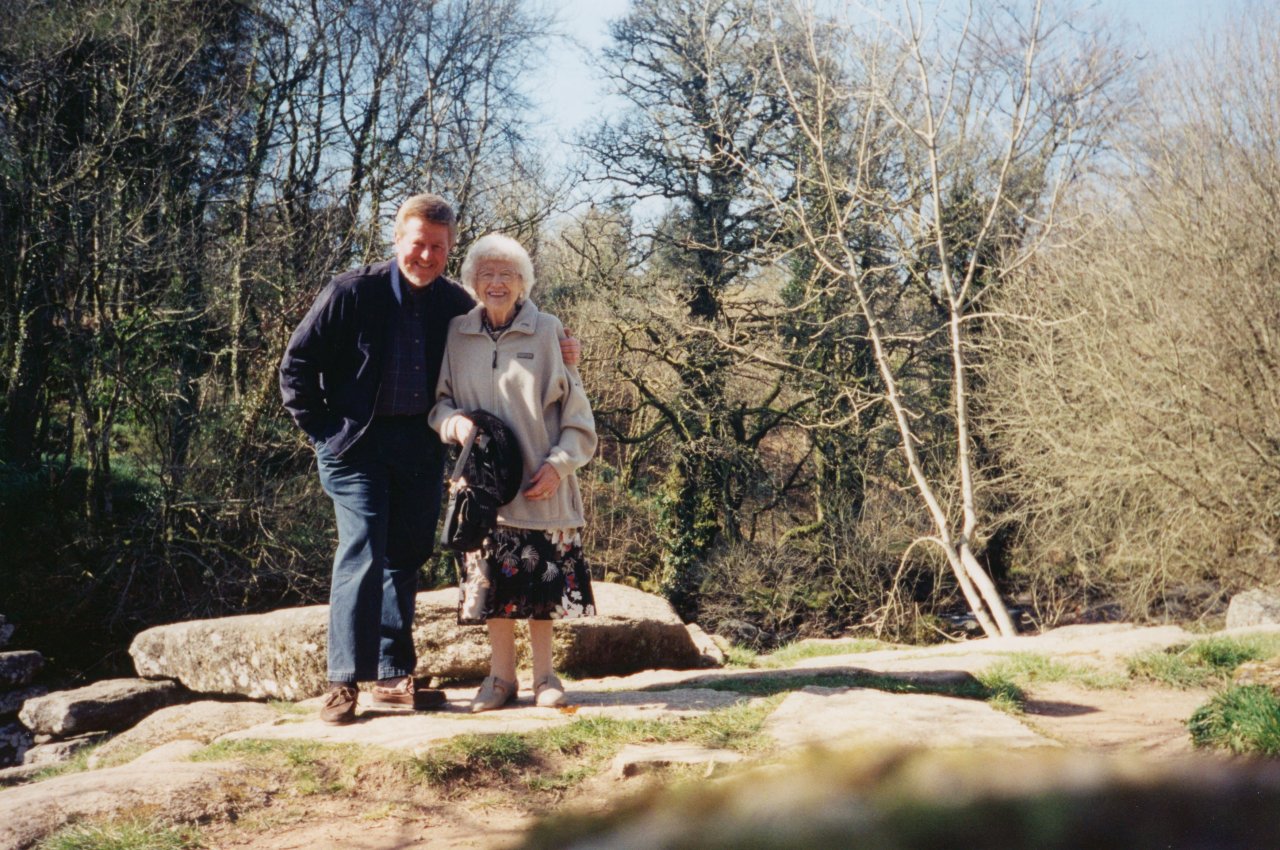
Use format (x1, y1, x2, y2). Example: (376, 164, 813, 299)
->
(1188, 686, 1280, 755)
(980, 13, 1280, 621)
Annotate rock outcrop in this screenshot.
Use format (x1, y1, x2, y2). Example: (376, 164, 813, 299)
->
(0, 686, 45, 721)
(19, 678, 187, 738)
(0, 751, 253, 850)
(87, 700, 280, 768)
(1226, 589, 1280, 629)
(763, 685, 1056, 750)
(0, 722, 32, 769)
(0, 651, 42, 688)
(130, 582, 706, 700)
(7, 618, 1270, 848)
(0, 618, 45, 767)
(22, 732, 109, 767)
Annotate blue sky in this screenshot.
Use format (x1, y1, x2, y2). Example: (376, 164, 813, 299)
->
(527, 0, 1230, 159)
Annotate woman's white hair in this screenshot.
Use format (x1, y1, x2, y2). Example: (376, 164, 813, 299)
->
(460, 233, 536, 298)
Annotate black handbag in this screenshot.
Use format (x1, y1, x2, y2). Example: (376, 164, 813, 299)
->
(440, 481, 500, 553)
(439, 410, 523, 553)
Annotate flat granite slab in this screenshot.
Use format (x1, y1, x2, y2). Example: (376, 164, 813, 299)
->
(218, 686, 751, 752)
(763, 686, 1057, 751)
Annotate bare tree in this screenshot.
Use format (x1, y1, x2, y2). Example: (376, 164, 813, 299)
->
(0, 0, 253, 519)
(737, 0, 1132, 636)
(0, 0, 560, 672)
(981, 6, 1280, 620)
(219, 0, 559, 467)
(581, 0, 813, 616)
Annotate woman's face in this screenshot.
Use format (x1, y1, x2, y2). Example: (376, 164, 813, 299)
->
(474, 258, 524, 319)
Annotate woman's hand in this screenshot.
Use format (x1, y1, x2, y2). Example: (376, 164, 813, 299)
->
(559, 329, 581, 367)
(524, 463, 561, 500)
(448, 415, 475, 445)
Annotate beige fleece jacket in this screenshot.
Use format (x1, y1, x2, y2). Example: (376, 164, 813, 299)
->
(430, 300, 597, 529)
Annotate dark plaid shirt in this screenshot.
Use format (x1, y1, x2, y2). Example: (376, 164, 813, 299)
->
(374, 268, 433, 416)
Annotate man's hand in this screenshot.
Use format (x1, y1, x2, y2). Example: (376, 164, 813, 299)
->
(524, 463, 561, 500)
(559, 329, 581, 367)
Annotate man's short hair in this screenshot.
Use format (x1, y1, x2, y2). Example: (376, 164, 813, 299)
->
(395, 193, 457, 244)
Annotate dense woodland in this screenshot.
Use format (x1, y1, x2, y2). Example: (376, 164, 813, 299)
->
(2, 0, 1277, 678)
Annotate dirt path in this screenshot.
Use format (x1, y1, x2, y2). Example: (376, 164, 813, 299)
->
(1022, 681, 1212, 758)
(200, 796, 533, 849)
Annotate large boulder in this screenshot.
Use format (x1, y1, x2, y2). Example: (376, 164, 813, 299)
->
(1225, 589, 1280, 629)
(131, 604, 329, 701)
(0, 650, 43, 687)
(130, 582, 705, 700)
(19, 678, 187, 738)
(550, 583, 708, 676)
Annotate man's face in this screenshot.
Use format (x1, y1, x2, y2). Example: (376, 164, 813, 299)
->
(395, 217, 452, 288)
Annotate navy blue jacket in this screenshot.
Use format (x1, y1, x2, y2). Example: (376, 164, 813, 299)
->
(279, 260, 475, 456)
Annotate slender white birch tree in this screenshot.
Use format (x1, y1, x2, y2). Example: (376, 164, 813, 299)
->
(740, 0, 1133, 636)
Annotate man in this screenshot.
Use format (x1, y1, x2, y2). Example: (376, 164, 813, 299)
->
(279, 193, 578, 724)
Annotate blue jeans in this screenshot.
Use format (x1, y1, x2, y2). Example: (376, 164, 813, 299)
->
(315, 416, 444, 684)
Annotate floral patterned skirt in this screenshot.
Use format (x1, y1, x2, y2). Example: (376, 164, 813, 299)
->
(458, 526, 596, 623)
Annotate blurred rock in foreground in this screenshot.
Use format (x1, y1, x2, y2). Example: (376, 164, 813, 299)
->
(522, 746, 1280, 850)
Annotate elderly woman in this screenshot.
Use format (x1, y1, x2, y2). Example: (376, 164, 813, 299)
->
(430, 233, 597, 711)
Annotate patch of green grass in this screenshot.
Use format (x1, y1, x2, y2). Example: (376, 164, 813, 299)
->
(974, 654, 1131, 714)
(411, 733, 537, 787)
(525, 766, 595, 792)
(412, 698, 777, 794)
(532, 715, 674, 756)
(1129, 634, 1280, 688)
(981, 653, 1128, 692)
(757, 640, 889, 668)
(1129, 651, 1204, 688)
(673, 696, 781, 752)
(1188, 685, 1280, 755)
(1197, 635, 1280, 668)
(267, 700, 311, 717)
(35, 819, 202, 850)
(722, 645, 760, 667)
(973, 672, 1026, 714)
(29, 742, 105, 783)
